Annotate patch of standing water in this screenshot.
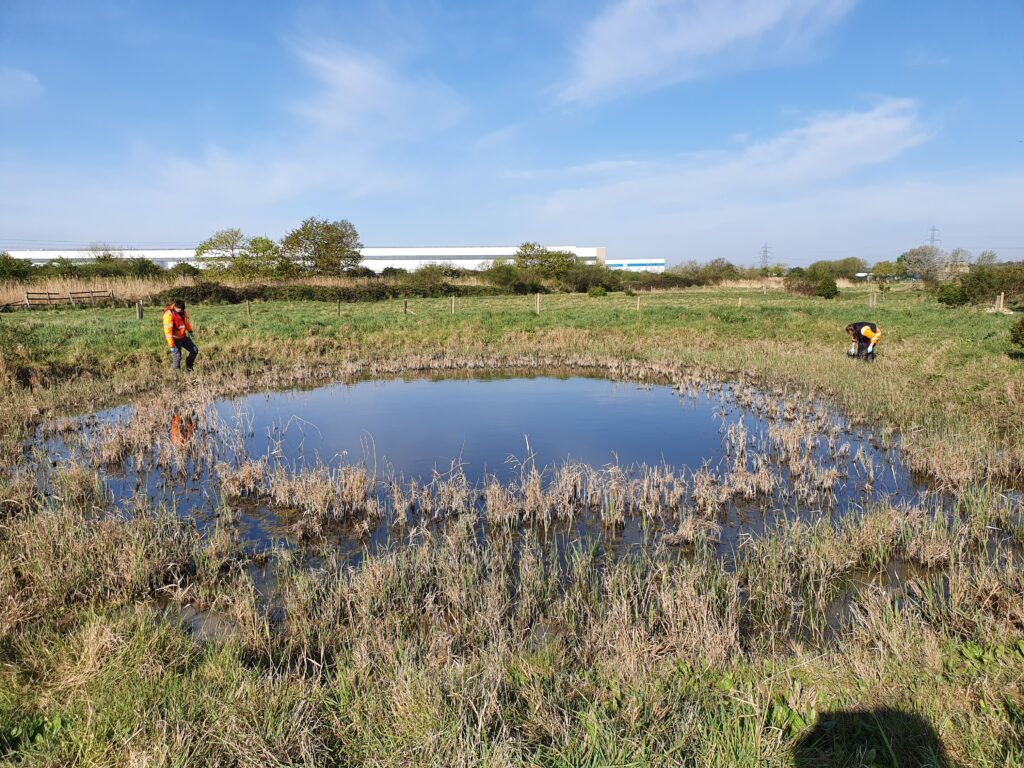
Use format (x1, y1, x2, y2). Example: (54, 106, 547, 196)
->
(38, 372, 936, 558)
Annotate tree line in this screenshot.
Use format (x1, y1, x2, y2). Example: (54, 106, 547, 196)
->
(1, 220, 1016, 307)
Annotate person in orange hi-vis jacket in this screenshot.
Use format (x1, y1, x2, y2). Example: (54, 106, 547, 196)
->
(845, 321, 881, 362)
(163, 299, 198, 371)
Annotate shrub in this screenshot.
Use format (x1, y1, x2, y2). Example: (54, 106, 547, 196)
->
(480, 262, 547, 294)
(344, 266, 377, 279)
(936, 282, 968, 306)
(1011, 317, 1024, 350)
(168, 262, 201, 278)
(960, 262, 1024, 306)
(563, 264, 622, 293)
(380, 267, 407, 278)
(147, 280, 510, 305)
(0, 252, 34, 281)
(815, 279, 839, 299)
(587, 285, 607, 297)
(783, 270, 814, 297)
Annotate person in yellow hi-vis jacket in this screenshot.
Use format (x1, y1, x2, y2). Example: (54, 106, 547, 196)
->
(845, 321, 881, 362)
(163, 300, 198, 371)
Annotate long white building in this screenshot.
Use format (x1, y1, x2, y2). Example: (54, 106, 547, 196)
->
(4, 245, 665, 273)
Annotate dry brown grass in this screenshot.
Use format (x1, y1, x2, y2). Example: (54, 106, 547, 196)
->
(0, 274, 199, 306)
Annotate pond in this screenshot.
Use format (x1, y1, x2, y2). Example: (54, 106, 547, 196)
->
(38, 371, 934, 560)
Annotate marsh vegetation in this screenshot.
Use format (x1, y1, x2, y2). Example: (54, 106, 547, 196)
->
(1, 287, 1023, 765)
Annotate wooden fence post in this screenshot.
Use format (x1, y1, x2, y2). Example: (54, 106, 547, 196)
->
(404, 299, 408, 315)
(535, 293, 540, 316)
(136, 301, 144, 320)
(336, 299, 342, 317)
(246, 299, 252, 319)
(450, 295, 455, 314)
(869, 293, 877, 309)
(636, 295, 640, 312)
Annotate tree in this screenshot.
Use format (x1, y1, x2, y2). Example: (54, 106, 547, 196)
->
(948, 248, 972, 268)
(899, 245, 947, 285)
(513, 242, 578, 279)
(247, 236, 299, 278)
(976, 250, 998, 266)
(195, 228, 248, 271)
(805, 257, 866, 282)
(871, 260, 906, 282)
(280, 217, 363, 275)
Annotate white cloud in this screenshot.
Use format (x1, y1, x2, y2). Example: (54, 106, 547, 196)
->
(559, 0, 855, 104)
(293, 44, 465, 139)
(0, 67, 42, 106)
(0, 42, 463, 245)
(519, 98, 1009, 263)
(540, 99, 927, 217)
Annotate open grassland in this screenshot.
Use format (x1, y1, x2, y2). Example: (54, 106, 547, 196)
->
(1, 285, 1023, 766)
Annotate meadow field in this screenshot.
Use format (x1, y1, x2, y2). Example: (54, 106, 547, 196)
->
(1, 285, 1022, 766)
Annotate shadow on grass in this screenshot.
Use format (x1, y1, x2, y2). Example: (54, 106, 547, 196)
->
(793, 708, 954, 767)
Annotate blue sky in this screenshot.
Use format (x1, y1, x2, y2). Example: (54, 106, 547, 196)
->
(1, 0, 1022, 266)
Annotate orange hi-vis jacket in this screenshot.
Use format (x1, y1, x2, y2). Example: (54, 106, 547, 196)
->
(856, 323, 881, 344)
(163, 306, 192, 348)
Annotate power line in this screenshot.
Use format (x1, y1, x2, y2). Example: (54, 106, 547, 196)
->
(759, 241, 772, 270)
(928, 226, 941, 249)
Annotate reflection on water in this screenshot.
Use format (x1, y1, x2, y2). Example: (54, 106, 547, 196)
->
(38, 373, 937, 561)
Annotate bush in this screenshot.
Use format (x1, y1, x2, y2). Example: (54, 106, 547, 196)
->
(668, 258, 740, 286)
(563, 264, 622, 293)
(344, 266, 377, 279)
(1011, 317, 1024, 350)
(936, 282, 968, 306)
(783, 270, 814, 296)
(150, 282, 241, 305)
(148, 279, 510, 306)
(0, 252, 34, 281)
(805, 257, 867, 282)
(168, 262, 201, 278)
(960, 262, 1024, 306)
(480, 262, 547, 294)
(815, 278, 839, 299)
(587, 285, 607, 297)
(380, 267, 407, 278)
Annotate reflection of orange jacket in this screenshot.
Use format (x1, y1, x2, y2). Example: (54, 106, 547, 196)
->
(171, 413, 195, 448)
(163, 306, 192, 348)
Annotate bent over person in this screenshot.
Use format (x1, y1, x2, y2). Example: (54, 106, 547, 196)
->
(163, 300, 198, 371)
(846, 321, 881, 361)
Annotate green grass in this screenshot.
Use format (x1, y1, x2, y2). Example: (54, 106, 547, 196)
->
(2, 284, 1023, 765)
(2, 286, 1021, 484)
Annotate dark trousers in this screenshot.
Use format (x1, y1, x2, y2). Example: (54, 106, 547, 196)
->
(856, 339, 875, 361)
(171, 336, 198, 371)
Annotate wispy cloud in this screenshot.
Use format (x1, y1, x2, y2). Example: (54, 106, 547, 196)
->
(522, 98, 950, 261)
(540, 99, 927, 215)
(559, 0, 856, 104)
(0, 67, 43, 106)
(293, 44, 465, 140)
(0, 41, 464, 244)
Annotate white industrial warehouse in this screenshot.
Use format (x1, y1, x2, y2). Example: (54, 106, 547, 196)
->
(4, 246, 665, 273)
